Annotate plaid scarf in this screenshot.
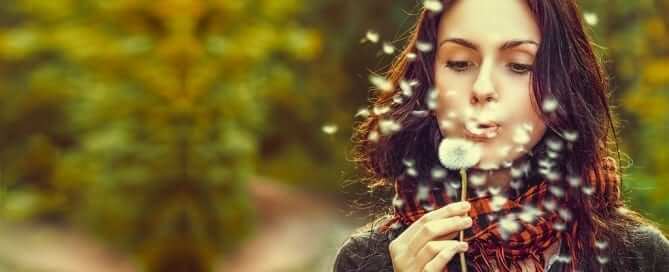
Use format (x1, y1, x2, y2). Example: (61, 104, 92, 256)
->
(379, 157, 621, 272)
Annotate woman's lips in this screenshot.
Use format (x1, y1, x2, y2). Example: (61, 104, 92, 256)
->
(464, 122, 501, 141)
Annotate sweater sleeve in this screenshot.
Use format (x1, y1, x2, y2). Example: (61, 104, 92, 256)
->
(634, 225, 669, 272)
(332, 221, 396, 272)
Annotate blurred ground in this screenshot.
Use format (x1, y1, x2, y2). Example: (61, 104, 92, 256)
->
(0, 177, 359, 272)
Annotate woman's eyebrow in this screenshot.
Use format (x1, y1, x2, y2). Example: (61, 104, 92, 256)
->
(438, 38, 539, 51)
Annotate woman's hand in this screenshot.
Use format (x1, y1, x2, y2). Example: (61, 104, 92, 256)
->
(388, 201, 473, 272)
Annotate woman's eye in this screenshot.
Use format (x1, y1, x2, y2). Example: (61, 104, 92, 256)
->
(445, 60, 473, 72)
(508, 63, 532, 74)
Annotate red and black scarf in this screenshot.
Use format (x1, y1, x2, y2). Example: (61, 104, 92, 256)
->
(379, 157, 621, 272)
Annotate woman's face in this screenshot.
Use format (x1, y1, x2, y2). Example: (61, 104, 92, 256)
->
(434, 0, 546, 170)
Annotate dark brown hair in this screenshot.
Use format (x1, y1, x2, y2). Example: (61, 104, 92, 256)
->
(351, 0, 658, 270)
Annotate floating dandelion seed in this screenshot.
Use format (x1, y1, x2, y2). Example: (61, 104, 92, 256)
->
(355, 108, 370, 118)
(440, 120, 455, 129)
(379, 119, 401, 135)
(556, 255, 572, 263)
(382, 42, 395, 54)
(519, 204, 544, 223)
(431, 167, 447, 179)
(322, 124, 338, 135)
(488, 186, 502, 195)
(469, 173, 486, 187)
(502, 161, 512, 168)
(407, 52, 417, 61)
(411, 110, 429, 117)
(406, 167, 418, 177)
(369, 75, 393, 92)
(475, 188, 488, 197)
(368, 130, 380, 142)
(596, 255, 609, 264)
(437, 137, 482, 272)
(543, 199, 557, 211)
(563, 130, 579, 142)
(553, 222, 566, 231)
(499, 214, 521, 240)
(373, 105, 390, 115)
(558, 208, 573, 221)
(547, 138, 564, 151)
(416, 41, 433, 52)
(513, 124, 532, 144)
(416, 184, 430, 201)
(510, 179, 523, 191)
(498, 145, 513, 157)
(567, 175, 582, 187)
(392, 95, 404, 105)
(448, 180, 461, 189)
(402, 158, 415, 168)
(542, 97, 559, 113)
(582, 186, 594, 195)
(547, 150, 559, 159)
(393, 196, 404, 208)
(522, 122, 534, 132)
(546, 170, 561, 182)
(491, 195, 508, 212)
(487, 214, 498, 222)
(511, 166, 524, 178)
(364, 30, 380, 43)
(584, 12, 599, 26)
(423, 0, 443, 12)
(400, 80, 412, 97)
(595, 240, 609, 250)
(426, 87, 439, 110)
(539, 159, 555, 169)
(423, 203, 436, 211)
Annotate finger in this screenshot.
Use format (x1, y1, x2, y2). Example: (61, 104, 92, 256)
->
(401, 201, 471, 242)
(422, 242, 468, 272)
(414, 240, 466, 270)
(407, 215, 473, 254)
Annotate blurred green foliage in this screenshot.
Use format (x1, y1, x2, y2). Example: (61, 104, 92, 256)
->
(0, 0, 667, 270)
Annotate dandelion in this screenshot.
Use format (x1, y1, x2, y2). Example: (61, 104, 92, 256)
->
(322, 124, 338, 135)
(364, 30, 380, 43)
(423, 0, 443, 12)
(379, 119, 401, 135)
(355, 108, 370, 118)
(382, 42, 396, 54)
(369, 74, 394, 92)
(373, 105, 391, 115)
(438, 137, 482, 272)
(542, 97, 559, 113)
(584, 12, 598, 26)
(416, 40, 433, 52)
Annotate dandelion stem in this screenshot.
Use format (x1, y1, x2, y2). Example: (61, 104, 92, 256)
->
(459, 168, 468, 272)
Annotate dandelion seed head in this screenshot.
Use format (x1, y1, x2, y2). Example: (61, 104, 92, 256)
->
(322, 124, 338, 135)
(438, 137, 482, 169)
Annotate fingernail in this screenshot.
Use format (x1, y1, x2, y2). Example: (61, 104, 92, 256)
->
(462, 217, 473, 226)
(458, 201, 471, 210)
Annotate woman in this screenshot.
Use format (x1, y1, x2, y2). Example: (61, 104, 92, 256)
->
(334, 0, 669, 271)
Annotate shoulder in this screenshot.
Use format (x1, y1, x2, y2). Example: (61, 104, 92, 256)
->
(332, 215, 400, 272)
(626, 223, 669, 271)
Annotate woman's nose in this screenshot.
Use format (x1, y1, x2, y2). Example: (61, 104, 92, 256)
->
(470, 62, 498, 105)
